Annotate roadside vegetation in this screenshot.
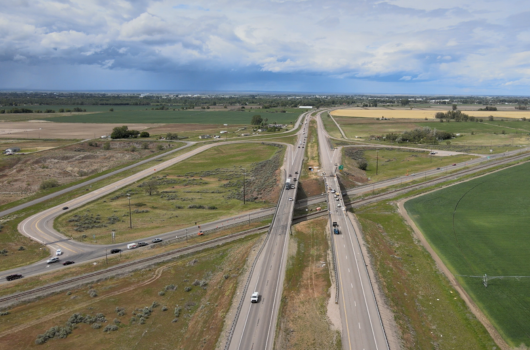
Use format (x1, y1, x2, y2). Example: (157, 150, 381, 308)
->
(321, 112, 343, 139)
(297, 119, 325, 200)
(340, 147, 477, 185)
(56, 143, 285, 244)
(356, 201, 497, 349)
(275, 217, 341, 350)
(0, 234, 260, 349)
(405, 161, 530, 347)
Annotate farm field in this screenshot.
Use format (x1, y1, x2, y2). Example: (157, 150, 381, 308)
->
(39, 109, 301, 125)
(331, 108, 530, 120)
(0, 234, 259, 350)
(356, 201, 497, 349)
(0, 121, 153, 139)
(405, 162, 530, 347)
(56, 143, 285, 244)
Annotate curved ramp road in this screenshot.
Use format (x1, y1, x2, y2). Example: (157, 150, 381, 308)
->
(0, 141, 195, 218)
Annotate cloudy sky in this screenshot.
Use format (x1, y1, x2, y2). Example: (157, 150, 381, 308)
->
(2, 0, 530, 94)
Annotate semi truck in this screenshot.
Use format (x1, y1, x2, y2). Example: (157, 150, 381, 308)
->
(285, 178, 291, 190)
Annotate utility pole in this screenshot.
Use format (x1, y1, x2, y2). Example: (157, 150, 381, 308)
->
(243, 170, 246, 205)
(376, 150, 379, 175)
(127, 193, 132, 228)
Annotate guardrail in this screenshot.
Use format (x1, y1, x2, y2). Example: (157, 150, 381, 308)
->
(223, 171, 287, 350)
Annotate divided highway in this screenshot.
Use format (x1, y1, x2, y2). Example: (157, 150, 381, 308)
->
(227, 116, 308, 350)
(317, 112, 389, 349)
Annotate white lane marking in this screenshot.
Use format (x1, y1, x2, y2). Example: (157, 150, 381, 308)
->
(359, 323, 361, 329)
(351, 283, 353, 288)
(344, 217, 382, 349)
(348, 268, 350, 273)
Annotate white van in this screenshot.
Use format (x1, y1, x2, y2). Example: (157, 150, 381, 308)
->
(127, 243, 138, 250)
(251, 292, 259, 303)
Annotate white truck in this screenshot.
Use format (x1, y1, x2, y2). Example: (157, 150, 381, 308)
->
(285, 178, 291, 190)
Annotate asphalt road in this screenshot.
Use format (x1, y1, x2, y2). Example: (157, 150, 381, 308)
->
(0, 141, 195, 218)
(316, 112, 389, 350)
(228, 117, 308, 350)
(1, 111, 310, 282)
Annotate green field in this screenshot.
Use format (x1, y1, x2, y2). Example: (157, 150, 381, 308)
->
(405, 162, 530, 347)
(39, 110, 301, 125)
(56, 143, 284, 244)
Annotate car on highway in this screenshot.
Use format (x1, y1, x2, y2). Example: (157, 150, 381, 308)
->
(62, 261, 75, 266)
(289, 197, 293, 201)
(56, 249, 63, 256)
(332, 222, 338, 227)
(127, 243, 138, 249)
(110, 249, 121, 254)
(453, 163, 457, 166)
(137, 242, 148, 247)
(6, 274, 23, 281)
(62, 207, 69, 210)
(337, 203, 342, 207)
(251, 292, 259, 303)
(289, 174, 292, 177)
(152, 238, 163, 243)
(437, 167, 441, 170)
(46, 257, 60, 264)
(295, 171, 298, 174)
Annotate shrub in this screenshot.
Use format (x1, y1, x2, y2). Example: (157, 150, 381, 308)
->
(88, 289, 98, 298)
(114, 318, 121, 325)
(164, 284, 177, 291)
(139, 317, 146, 324)
(141, 142, 149, 149)
(151, 301, 159, 308)
(157, 144, 164, 151)
(140, 131, 150, 138)
(357, 160, 368, 171)
(172, 318, 178, 323)
(103, 142, 111, 150)
(158, 291, 165, 296)
(162, 306, 168, 311)
(0, 311, 10, 316)
(103, 324, 118, 332)
(115, 307, 126, 316)
(174, 306, 182, 318)
(40, 179, 60, 190)
(184, 286, 192, 292)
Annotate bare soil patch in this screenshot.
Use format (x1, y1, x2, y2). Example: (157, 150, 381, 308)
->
(0, 141, 165, 206)
(0, 122, 154, 139)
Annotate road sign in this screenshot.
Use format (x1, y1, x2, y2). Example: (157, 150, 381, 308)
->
(338, 165, 343, 170)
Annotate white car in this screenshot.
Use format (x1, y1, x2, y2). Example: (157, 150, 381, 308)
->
(56, 249, 63, 256)
(289, 197, 293, 201)
(337, 203, 342, 207)
(46, 257, 60, 264)
(251, 292, 259, 303)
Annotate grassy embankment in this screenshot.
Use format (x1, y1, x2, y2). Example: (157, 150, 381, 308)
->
(275, 217, 341, 350)
(405, 161, 530, 347)
(333, 117, 528, 153)
(296, 119, 325, 200)
(0, 143, 201, 272)
(55, 143, 285, 244)
(0, 234, 260, 350)
(356, 202, 498, 349)
(321, 112, 343, 139)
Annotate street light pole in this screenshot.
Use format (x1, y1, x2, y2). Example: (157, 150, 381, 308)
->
(127, 193, 132, 229)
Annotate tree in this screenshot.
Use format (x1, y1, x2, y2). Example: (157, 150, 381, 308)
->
(103, 142, 111, 150)
(111, 126, 129, 139)
(166, 132, 178, 140)
(40, 179, 60, 190)
(488, 115, 494, 121)
(109, 108, 114, 112)
(251, 115, 263, 125)
(140, 131, 150, 138)
(452, 104, 457, 111)
(141, 142, 149, 149)
(400, 99, 410, 106)
(143, 180, 159, 196)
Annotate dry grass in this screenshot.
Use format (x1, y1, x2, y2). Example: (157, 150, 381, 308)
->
(331, 109, 530, 120)
(0, 235, 259, 350)
(275, 217, 341, 350)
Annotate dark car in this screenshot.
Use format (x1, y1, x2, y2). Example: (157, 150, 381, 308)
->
(332, 222, 338, 227)
(6, 274, 23, 281)
(295, 172, 298, 174)
(152, 238, 163, 243)
(137, 242, 148, 247)
(110, 249, 121, 254)
(62, 261, 75, 266)
(452, 163, 457, 166)
(62, 207, 69, 210)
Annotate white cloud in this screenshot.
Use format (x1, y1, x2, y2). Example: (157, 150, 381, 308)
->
(0, 0, 530, 92)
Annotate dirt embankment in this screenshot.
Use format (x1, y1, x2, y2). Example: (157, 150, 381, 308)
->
(0, 141, 166, 206)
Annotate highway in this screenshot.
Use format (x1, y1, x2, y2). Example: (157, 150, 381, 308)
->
(227, 116, 308, 350)
(316, 111, 389, 349)
(0, 111, 310, 282)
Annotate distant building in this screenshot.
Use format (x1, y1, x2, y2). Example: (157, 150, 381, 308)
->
(299, 106, 313, 109)
(241, 133, 250, 136)
(199, 135, 212, 139)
